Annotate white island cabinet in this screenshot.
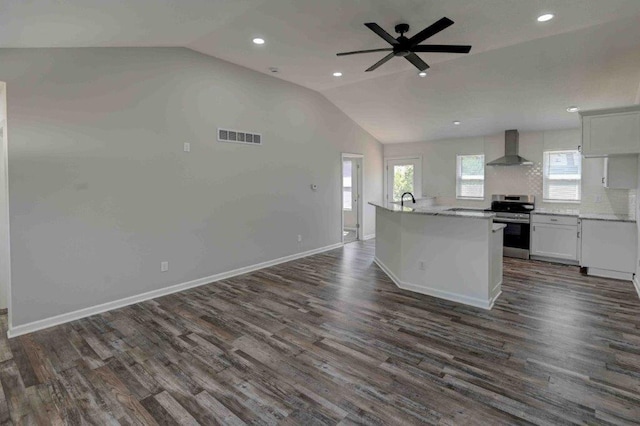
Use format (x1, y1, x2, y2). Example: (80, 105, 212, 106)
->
(371, 202, 502, 310)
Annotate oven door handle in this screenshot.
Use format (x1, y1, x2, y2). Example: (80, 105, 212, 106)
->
(493, 218, 530, 224)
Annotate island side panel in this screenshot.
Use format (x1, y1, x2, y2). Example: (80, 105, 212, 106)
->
(375, 207, 403, 281)
(490, 227, 504, 303)
(399, 214, 492, 308)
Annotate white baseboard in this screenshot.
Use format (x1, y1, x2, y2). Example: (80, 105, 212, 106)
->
(586, 267, 633, 281)
(633, 276, 640, 300)
(8, 242, 344, 338)
(373, 257, 495, 310)
(362, 234, 375, 241)
(530, 255, 579, 266)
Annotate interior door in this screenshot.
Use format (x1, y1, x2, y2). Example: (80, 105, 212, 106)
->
(386, 158, 422, 202)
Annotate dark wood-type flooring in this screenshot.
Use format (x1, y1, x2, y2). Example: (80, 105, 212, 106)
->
(1, 241, 639, 425)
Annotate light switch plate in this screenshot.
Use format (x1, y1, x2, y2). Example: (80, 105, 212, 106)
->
(184, 143, 191, 152)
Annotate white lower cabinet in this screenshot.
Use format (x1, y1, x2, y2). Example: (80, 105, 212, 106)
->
(530, 214, 580, 262)
(580, 219, 637, 280)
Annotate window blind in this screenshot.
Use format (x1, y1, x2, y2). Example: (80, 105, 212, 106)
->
(456, 154, 485, 199)
(543, 150, 581, 202)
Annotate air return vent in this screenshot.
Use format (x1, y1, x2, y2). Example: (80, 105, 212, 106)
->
(218, 128, 262, 146)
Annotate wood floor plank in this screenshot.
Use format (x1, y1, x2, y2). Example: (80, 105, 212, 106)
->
(0, 241, 639, 424)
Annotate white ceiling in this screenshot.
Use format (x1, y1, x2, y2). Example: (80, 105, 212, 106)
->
(2, 0, 640, 143)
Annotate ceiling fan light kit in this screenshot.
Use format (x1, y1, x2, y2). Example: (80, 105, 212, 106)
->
(336, 17, 472, 72)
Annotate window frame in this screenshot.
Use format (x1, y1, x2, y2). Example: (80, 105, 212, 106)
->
(542, 149, 582, 203)
(456, 154, 485, 200)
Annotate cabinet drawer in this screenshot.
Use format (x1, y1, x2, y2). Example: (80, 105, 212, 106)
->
(531, 214, 578, 226)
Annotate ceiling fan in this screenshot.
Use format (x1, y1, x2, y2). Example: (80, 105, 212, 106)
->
(336, 18, 472, 72)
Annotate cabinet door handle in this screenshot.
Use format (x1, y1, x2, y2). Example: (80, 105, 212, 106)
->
(602, 177, 605, 184)
(550, 218, 558, 222)
(577, 231, 580, 238)
(578, 145, 581, 152)
(533, 225, 535, 232)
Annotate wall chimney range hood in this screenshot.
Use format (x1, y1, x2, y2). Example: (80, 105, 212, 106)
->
(487, 130, 533, 166)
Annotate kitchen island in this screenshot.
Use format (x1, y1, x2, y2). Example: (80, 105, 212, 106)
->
(370, 202, 504, 309)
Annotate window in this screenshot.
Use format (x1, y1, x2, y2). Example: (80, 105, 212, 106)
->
(456, 154, 485, 199)
(543, 150, 582, 202)
(385, 157, 422, 202)
(392, 164, 415, 201)
(343, 160, 352, 210)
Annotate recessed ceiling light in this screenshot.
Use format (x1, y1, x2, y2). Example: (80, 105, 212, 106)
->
(252, 38, 265, 45)
(453, 120, 461, 125)
(566, 106, 580, 113)
(333, 72, 343, 77)
(418, 71, 427, 77)
(537, 13, 554, 22)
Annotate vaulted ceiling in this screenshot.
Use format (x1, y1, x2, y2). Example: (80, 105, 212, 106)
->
(2, 0, 640, 143)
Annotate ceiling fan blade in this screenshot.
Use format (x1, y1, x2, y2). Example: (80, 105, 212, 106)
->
(408, 17, 454, 46)
(337, 48, 393, 56)
(364, 23, 399, 45)
(366, 52, 395, 72)
(412, 44, 472, 54)
(405, 53, 429, 71)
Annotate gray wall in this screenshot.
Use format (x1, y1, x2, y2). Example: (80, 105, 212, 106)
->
(0, 47, 383, 327)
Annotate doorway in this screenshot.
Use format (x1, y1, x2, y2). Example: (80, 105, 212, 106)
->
(385, 157, 422, 202)
(342, 154, 363, 244)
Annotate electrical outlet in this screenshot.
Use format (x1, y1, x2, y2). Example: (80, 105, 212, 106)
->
(297, 235, 302, 243)
(419, 261, 425, 271)
(161, 261, 169, 272)
(183, 143, 191, 152)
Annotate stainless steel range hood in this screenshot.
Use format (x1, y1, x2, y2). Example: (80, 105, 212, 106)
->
(487, 130, 533, 166)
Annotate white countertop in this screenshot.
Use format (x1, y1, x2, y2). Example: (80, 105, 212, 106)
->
(369, 202, 495, 220)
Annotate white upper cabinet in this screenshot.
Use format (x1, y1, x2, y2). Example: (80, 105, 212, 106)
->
(580, 106, 640, 157)
(603, 155, 638, 189)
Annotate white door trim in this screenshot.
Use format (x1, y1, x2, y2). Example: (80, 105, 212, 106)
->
(0, 82, 11, 324)
(341, 153, 364, 243)
(384, 156, 423, 202)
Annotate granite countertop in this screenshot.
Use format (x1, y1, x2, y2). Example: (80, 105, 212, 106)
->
(578, 213, 636, 223)
(492, 223, 507, 232)
(533, 208, 636, 223)
(532, 208, 580, 217)
(369, 202, 495, 220)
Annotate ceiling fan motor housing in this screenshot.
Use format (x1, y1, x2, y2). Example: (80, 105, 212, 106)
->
(394, 23, 410, 35)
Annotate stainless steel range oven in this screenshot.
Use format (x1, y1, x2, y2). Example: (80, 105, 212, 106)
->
(485, 195, 535, 259)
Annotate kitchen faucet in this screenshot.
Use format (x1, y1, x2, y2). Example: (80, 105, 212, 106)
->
(400, 192, 416, 207)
